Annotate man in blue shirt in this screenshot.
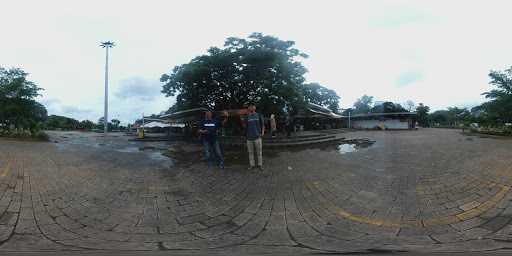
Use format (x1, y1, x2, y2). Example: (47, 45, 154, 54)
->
(198, 111, 226, 169)
(244, 104, 265, 171)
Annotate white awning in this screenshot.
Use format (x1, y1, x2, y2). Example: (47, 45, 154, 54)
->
(143, 121, 171, 128)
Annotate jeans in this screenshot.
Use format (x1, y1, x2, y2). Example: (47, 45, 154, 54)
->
(203, 140, 224, 166)
(246, 138, 262, 167)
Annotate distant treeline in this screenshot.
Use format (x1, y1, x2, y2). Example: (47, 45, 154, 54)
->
(44, 115, 125, 131)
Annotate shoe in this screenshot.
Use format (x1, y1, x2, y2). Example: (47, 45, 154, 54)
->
(257, 165, 264, 171)
(219, 163, 225, 169)
(247, 166, 255, 170)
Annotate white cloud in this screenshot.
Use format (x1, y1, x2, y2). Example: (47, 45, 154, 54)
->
(115, 77, 162, 101)
(396, 71, 424, 87)
(2, 0, 512, 121)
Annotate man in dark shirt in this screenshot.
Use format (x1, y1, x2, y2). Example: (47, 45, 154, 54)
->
(244, 104, 265, 170)
(198, 111, 226, 169)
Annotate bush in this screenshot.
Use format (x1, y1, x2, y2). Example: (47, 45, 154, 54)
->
(0, 127, 49, 141)
(470, 125, 512, 136)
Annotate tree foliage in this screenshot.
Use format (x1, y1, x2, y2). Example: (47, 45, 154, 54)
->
(429, 107, 472, 127)
(370, 101, 407, 113)
(302, 83, 340, 113)
(352, 95, 373, 114)
(111, 119, 120, 129)
(351, 96, 408, 114)
(97, 117, 114, 131)
(161, 33, 339, 116)
(415, 103, 430, 127)
(479, 67, 512, 123)
(404, 100, 415, 112)
(44, 115, 80, 130)
(79, 120, 95, 130)
(0, 67, 47, 130)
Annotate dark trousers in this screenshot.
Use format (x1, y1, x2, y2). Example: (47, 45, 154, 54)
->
(203, 140, 224, 166)
(286, 124, 292, 137)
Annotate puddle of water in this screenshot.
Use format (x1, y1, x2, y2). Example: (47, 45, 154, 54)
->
(335, 139, 374, 155)
(148, 152, 170, 161)
(149, 151, 175, 168)
(139, 146, 157, 151)
(337, 144, 357, 154)
(116, 147, 140, 153)
(54, 142, 67, 151)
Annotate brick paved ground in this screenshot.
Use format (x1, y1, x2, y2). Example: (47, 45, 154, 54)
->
(1, 129, 512, 254)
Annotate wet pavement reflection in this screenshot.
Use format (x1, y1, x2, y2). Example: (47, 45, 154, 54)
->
(48, 131, 375, 169)
(49, 131, 175, 168)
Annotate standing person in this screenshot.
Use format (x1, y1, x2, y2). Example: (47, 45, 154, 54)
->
(270, 114, 277, 138)
(198, 111, 227, 169)
(244, 104, 265, 170)
(285, 114, 293, 137)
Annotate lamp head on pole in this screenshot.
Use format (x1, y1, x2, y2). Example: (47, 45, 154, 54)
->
(100, 41, 115, 48)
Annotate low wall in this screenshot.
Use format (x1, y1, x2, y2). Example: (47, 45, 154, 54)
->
(352, 119, 410, 130)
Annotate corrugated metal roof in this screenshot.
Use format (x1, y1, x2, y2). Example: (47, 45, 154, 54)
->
(347, 112, 417, 118)
(342, 112, 417, 121)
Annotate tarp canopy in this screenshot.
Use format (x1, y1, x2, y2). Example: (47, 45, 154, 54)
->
(143, 121, 171, 128)
(160, 108, 208, 120)
(295, 103, 343, 119)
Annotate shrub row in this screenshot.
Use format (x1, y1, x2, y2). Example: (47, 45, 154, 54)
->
(0, 128, 49, 141)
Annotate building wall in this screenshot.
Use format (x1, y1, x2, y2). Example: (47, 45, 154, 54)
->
(352, 119, 411, 130)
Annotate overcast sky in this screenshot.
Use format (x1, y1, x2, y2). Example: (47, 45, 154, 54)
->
(2, 0, 512, 123)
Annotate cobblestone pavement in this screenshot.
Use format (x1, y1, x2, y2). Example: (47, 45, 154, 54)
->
(2, 129, 512, 254)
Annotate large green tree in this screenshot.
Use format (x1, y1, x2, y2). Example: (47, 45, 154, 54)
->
(161, 33, 339, 116)
(0, 67, 47, 130)
(415, 103, 430, 127)
(429, 110, 450, 125)
(352, 95, 373, 114)
(302, 83, 340, 113)
(479, 66, 512, 123)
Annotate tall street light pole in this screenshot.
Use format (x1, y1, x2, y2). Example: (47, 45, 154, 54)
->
(348, 110, 351, 129)
(341, 108, 352, 129)
(100, 41, 115, 135)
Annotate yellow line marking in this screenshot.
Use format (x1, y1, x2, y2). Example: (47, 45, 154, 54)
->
(1, 161, 11, 177)
(307, 181, 511, 228)
(455, 185, 510, 221)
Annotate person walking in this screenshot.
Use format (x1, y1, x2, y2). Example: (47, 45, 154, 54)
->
(270, 114, 277, 138)
(244, 104, 265, 171)
(198, 111, 226, 169)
